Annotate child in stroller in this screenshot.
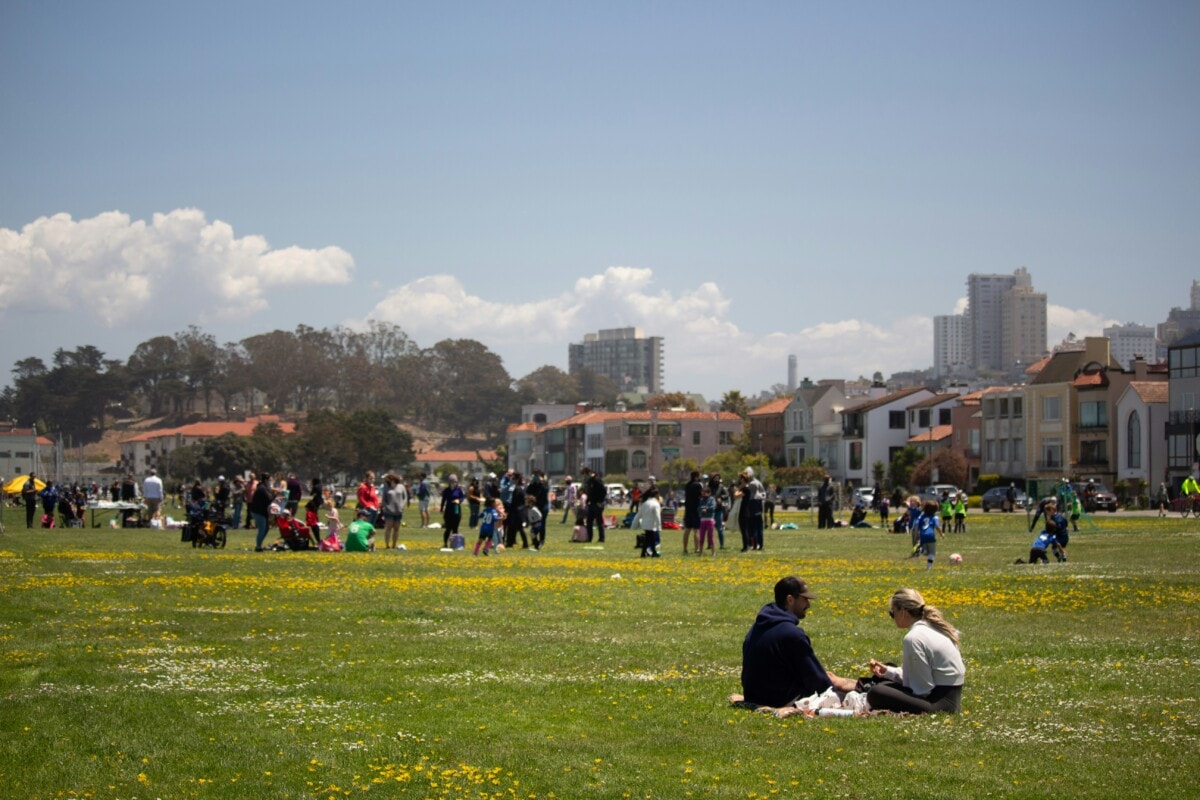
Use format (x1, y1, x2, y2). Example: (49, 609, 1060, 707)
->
(274, 509, 318, 550)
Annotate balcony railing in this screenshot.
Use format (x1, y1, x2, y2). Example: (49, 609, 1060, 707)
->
(1074, 423, 1109, 434)
(1075, 458, 1110, 468)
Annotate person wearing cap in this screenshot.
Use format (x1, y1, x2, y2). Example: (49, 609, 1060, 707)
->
(345, 506, 376, 552)
(736, 577, 835, 709)
(440, 474, 465, 548)
(142, 468, 165, 522)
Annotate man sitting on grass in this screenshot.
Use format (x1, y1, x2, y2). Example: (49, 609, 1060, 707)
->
(344, 507, 376, 552)
(729, 576, 840, 710)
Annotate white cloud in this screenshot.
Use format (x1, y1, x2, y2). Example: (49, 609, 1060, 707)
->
(360, 267, 938, 396)
(1047, 304, 1117, 348)
(0, 209, 353, 326)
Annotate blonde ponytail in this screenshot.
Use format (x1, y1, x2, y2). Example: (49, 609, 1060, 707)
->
(890, 588, 959, 648)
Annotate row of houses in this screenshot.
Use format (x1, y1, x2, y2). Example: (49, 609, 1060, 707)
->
(506, 407, 744, 482)
(118, 417, 497, 484)
(745, 336, 1177, 492)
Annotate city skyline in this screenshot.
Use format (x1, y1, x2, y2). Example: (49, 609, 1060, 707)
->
(2, 3, 1196, 399)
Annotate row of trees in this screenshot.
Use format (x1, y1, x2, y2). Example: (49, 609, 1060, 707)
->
(1, 323, 633, 442)
(163, 409, 415, 485)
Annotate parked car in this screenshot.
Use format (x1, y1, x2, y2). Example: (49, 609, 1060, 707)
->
(779, 485, 813, 510)
(1072, 482, 1118, 512)
(980, 486, 1030, 512)
(853, 487, 876, 507)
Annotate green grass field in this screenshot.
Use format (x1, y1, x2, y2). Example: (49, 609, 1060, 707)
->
(1, 505, 1197, 799)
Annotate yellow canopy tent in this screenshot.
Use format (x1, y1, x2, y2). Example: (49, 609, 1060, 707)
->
(3, 475, 45, 495)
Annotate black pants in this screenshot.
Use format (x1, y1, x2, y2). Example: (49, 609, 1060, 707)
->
(443, 508, 461, 546)
(818, 502, 835, 529)
(25, 498, 36, 528)
(505, 507, 528, 548)
(867, 681, 962, 714)
(586, 504, 605, 542)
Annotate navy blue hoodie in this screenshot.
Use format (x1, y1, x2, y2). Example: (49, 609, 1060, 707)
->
(741, 602, 833, 707)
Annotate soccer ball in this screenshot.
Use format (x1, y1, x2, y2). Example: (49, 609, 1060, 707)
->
(949, 552, 963, 564)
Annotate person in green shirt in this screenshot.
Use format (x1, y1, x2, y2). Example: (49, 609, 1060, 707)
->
(1181, 475, 1200, 498)
(345, 508, 376, 552)
(952, 492, 967, 533)
(939, 492, 953, 533)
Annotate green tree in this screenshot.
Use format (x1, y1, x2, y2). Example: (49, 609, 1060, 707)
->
(887, 446, 924, 492)
(646, 392, 698, 411)
(176, 326, 222, 418)
(720, 390, 750, 418)
(575, 368, 619, 408)
(240, 330, 302, 413)
(426, 339, 515, 438)
(128, 335, 183, 417)
(516, 365, 579, 404)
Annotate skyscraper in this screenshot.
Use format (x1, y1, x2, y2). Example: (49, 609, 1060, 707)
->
(933, 313, 970, 378)
(1104, 322, 1158, 369)
(568, 327, 664, 394)
(1000, 278, 1047, 369)
(966, 267, 1046, 372)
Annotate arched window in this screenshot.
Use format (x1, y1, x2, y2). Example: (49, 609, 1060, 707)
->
(1127, 410, 1141, 469)
(631, 450, 647, 469)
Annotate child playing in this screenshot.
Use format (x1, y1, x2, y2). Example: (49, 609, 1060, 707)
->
(939, 491, 953, 533)
(953, 492, 967, 533)
(304, 497, 322, 540)
(696, 486, 717, 556)
(475, 498, 500, 555)
(526, 495, 545, 551)
(1017, 499, 1067, 564)
(904, 496, 922, 553)
(571, 505, 588, 543)
(325, 504, 342, 540)
(878, 495, 890, 528)
(915, 499, 944, 570)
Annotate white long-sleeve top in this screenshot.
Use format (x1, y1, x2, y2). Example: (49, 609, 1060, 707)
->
(879, 619, 965, 697)
(632, 497, 662, 532)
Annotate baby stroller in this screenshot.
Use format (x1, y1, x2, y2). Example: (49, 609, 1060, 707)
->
(275, 511, 317, 551)
(183, 500, 227, 548)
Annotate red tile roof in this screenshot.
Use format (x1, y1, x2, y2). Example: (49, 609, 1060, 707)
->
(748, 397, 792, 416)
(907, 424, 953, 444)
(120, 417, 296, 444)
(1128, 381, 1169, 405)
(415, 450, 498, 463)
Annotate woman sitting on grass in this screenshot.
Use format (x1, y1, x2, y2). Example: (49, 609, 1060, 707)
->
(830, 587, 964, 714)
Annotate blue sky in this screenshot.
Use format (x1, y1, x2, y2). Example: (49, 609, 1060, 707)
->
(2, 1, 1197, 399)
